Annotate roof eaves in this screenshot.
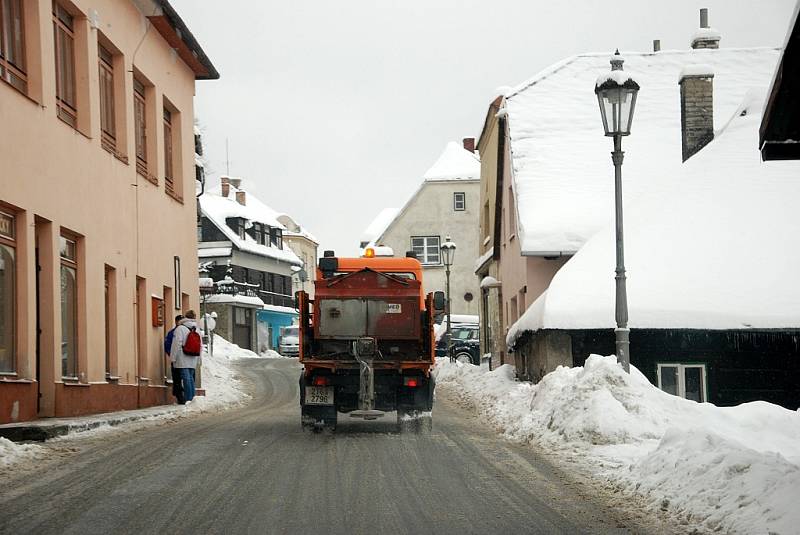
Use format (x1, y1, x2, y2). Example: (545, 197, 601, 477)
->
(154, 0, 219, 80)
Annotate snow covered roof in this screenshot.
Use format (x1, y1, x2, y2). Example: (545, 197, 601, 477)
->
(204, 293, 265, 307)
(504, 47, 781, 256)
(199, 183, 302, 266)
(422, 141, 480, 181)
(361, 207, 400, 246)
(276, 214, 319, 244)
(508, 91, 800, 344)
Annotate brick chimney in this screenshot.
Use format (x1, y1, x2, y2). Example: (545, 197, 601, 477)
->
(235, 191, 246, 206)
(462, 137, 475, 153)
(691, 8, 721, 49)
(679, 64, 715, 161)
(220, 176, 230, 198)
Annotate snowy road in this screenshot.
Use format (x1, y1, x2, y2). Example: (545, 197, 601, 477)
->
(0, 358, 674, 534)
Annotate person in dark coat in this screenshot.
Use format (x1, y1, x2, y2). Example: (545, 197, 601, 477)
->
(164, 314, 184, 404)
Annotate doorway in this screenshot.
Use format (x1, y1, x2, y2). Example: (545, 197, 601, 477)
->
(233, 306, 252, 350)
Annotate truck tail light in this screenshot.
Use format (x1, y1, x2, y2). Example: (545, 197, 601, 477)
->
(404, 377, 419, 388)
(312, 376, 329, 386)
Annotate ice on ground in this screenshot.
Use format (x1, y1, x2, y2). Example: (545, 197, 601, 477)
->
(435, 355, 800, 534)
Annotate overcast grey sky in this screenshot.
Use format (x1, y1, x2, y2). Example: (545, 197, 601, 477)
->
(171, 0, 796, 256)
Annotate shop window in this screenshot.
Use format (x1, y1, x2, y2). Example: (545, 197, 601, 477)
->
(60, 234, 78, 378)
(0, 210, 16, 373)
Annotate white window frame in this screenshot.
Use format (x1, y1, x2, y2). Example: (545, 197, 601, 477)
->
(411, 236, 440, 265)
(453, 192, 466, 211)
(657, 363, 707, 403)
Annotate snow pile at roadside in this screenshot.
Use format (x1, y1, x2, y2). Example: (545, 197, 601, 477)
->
(0, 437, 43, 468)
(261, 349, 285, 359)
(185, 334, 257, 412)
(434, 355, 800, 534)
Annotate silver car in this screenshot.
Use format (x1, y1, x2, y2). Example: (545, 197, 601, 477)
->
(279, 325, 300, 356)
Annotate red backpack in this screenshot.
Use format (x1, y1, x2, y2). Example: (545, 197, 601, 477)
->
(183, 326, 202, 356)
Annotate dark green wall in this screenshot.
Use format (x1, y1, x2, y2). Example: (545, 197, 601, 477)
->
(564, 328, 800, 410)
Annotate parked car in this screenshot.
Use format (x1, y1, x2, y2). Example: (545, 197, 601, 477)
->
(278, 325, 300, 356)
(435, 324, 480, 364)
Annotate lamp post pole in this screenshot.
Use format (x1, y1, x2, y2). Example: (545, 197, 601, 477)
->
(595, 50, 639, 374)
(446, 260, 453, 362)
(612, 133, 630, 373)
(441, 236, 457, 362)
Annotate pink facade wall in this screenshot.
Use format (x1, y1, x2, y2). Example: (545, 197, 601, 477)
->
(495, 144, 569, 354)
(0, 0, 205, 422)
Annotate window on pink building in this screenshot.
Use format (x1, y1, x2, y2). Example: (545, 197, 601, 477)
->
(0, 0, 27, 93)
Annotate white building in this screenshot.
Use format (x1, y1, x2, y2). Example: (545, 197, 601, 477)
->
(370, 139, 481, 316)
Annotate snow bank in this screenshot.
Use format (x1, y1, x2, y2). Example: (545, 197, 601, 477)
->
(0, 437, 43, 468)
(186, 334, 259, 412)
(435, 355, 800, 534)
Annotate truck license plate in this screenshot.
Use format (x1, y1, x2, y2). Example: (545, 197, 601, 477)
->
(306, 386, 334, 405)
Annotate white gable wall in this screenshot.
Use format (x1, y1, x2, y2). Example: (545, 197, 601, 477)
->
(377, 180, 481, 315)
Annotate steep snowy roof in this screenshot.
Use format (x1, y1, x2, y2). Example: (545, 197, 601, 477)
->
(199, 184, 302, 266)
(508, 91, 800, 344)
(422, 141, 480, 181)
(361, 207, 400, 245)
(276, 214, 319, 245)
(504, 47, 781, 255)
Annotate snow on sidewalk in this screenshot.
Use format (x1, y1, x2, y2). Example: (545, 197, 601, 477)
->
(183, 333, 259, 412)
(434, 355, 800, 534)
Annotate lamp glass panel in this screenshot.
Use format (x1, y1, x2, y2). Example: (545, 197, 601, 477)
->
(623, 89, 638, 134)
(597, 94, 611, 134)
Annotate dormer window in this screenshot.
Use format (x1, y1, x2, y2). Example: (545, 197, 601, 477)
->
(269, 228, 283, 248)
(226, 217, 245, 240)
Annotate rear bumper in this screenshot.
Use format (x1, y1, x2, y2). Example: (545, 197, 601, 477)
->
(299, 369, 434, 413)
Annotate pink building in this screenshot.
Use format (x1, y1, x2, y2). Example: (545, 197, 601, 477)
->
(0, 0, 217, 423)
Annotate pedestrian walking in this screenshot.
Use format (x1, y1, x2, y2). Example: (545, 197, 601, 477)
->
(164, 314, 184, 404)
(170, 309, 203, 403)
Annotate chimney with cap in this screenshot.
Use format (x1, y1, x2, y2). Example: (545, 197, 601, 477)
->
(462, 137, 475, 153)
(220, 176, 230, 198)
(691, 8, 721, 49)
(679, 63, 715, 161)
(236, 191, 246, 206)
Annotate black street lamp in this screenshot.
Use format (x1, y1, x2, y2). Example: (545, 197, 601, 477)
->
(595, 50, 640, 373)
(440, 236, 457, 362)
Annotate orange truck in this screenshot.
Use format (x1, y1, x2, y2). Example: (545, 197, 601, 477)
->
(295, 248, 444, 432)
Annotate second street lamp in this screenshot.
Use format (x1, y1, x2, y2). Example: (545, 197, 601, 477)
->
(440, 236, 457, 362)
(594, 50, 640, 373)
